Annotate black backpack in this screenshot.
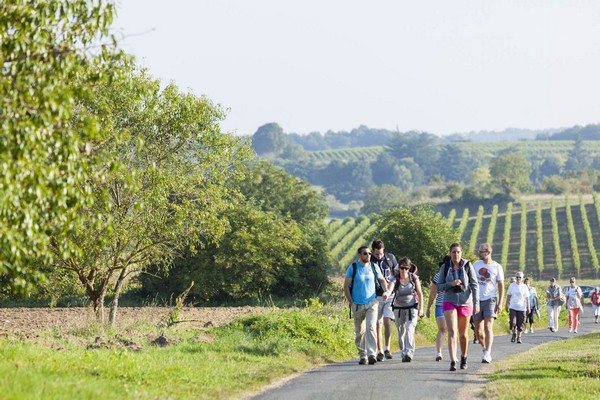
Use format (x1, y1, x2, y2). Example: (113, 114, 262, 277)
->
(373, 253, 398, 296)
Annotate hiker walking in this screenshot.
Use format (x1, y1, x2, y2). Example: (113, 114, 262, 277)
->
(436, 243, 479, 371)
(426, 255, 449, 362)
(505, 271, 530, 344)
(565, 277, 583, 333)
(592, 287, 600, 324)
(391, 257, 424, 362)
(344, 246, 390, 365)
(524, 277, 539, 334)
(545, 277, 564, 332)
(371, 239, 398, 361)
(472, 242, 504, 364)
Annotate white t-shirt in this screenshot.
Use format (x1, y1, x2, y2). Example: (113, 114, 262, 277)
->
(473, 259, 504, 301)
(507, 282, 530, 311)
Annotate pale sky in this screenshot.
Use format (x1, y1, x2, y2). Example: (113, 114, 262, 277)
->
(113, 0, 600, 137)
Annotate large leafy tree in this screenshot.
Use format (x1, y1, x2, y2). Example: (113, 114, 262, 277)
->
(143, 161, 331, 302)
(489, 154, 532, 198)
(0, 0, 123, 292)
(50, 67, 252, 324)
(377, 205, 460, 284)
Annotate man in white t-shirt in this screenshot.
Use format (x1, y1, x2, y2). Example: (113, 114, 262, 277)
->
(472, 243, 504, 364)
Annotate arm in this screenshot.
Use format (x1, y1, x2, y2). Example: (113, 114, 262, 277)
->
(436, 264, 454, 292)
(496, 280, 505, 313)
(426, 283, 438, 318)
(467, 262, 480, 313)
(344, 277, 353, 304)
(379, 276, 390, 300)
(415, 277, 424, 317)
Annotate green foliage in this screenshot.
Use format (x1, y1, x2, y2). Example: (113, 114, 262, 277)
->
(337, 223, 379, 273)
(49, 67, 252, 321)
(447, 208, 457, 228)
(457, 208, 470, 239)
(468, 205, 485, 254)
(142, 161, 331, 303)
(251, 123, 288, 155)
(579, 194, 599, 271)
(536, 202, 544, 276)
(0, 0, 124, 292)
(487, 204, 499, 244)
(490, 154, 532, 198)
(361, 185, 408, 215)
(377, 205, 460, 283)
(519, 202, 527, 268)
(500, 202, 513, 269)
(564, 196, 581, 276)
(550, 200, 563, 278)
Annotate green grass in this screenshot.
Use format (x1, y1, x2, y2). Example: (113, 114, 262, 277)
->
(0, 304, 356, 400)
(484, 332, 600, 400)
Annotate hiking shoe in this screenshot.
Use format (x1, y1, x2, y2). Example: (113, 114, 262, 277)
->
(384, 350, 393, 359)
(548, 327, 554, 332)
(460, 356, 468, 370)
(368, 355, 377, 365)
(359, 358, 367, 365)
(449, 361, 457, 371)
(511, 333, 516, 343)
(517, 336, 522, 344)
(376, 352, 384, 362)
(404, 355, 412, 362)
(435, 354, 443, 362)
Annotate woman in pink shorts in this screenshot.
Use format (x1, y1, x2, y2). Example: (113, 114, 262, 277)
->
(436, 243, 480, 371)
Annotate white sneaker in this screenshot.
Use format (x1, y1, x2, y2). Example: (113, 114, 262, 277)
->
(569, 328, 573, 333)
(482, 352, 492, 364)
(529, 328, 534, 333)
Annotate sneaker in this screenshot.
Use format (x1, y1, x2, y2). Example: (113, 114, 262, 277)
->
(511, 333, 517, 343)
(460, 356, 468, 370)
(376, 352, 384, 362)
(517, 336, 522, 344)
(529, 328, 534, 334)
(482, 353, 492, 364)
(384, 350, 393, 360)
(523, 330, 527, 334)
(404, 355, 412, 362)
(368, 355, 377, 365)
(548, 327, 554, 332)
(449, 361, 457, 371)
(435, 354, 443, 362)
(568, 328, 573, 333)
(574, 330, 578, 334)
(359, 358, 367, 365)
(473, 338, 479, 344)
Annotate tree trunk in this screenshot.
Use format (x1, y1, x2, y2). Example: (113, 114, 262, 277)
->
(108, 266, 129, 327)
(90, 291, 106, 324)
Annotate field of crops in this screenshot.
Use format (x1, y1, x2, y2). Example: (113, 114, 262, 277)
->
(328, 193, 600, 281)
(309, 140, 600, 163)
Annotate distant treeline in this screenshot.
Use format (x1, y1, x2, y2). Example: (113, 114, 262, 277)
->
(278, 123, 600, 151)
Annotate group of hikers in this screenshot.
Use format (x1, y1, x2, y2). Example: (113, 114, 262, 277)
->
(343, 240, 599, 371)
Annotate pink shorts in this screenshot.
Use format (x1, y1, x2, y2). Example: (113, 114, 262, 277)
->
(442, 301, 473, 317)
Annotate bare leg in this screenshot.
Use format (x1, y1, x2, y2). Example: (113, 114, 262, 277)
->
(457, 315, 470, 357)
(436, 316, 447, 354)
(444, 309, 458, 362)
(484, 317, 494, 354)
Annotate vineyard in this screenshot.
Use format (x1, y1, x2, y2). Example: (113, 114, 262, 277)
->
(308, 140, 600, 164)
(327, 194, 600, 281)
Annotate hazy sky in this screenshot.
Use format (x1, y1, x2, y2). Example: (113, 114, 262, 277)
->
(114, 1, 600, 137)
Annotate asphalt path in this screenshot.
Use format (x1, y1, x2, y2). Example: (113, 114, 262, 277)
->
(249, 304, 599, 400)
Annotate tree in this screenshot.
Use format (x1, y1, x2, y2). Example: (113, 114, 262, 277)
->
(489, 154, 532, 198)
(388, 131, 441, 178)
(361, 185, 408, 215)
(251, 123, 288, 155)
(0, 0, 123, 292)
(50, 67, 252, 324)
(564, 137, 592, 172)
(377, 205, 460, 284)
(142, 161, 331, 302)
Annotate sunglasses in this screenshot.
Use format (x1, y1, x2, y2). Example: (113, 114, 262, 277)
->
(361, 252, 371, 256)
(400, 267, 409, 270)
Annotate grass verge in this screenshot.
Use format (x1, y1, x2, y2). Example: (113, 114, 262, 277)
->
(484, 331, 600, 400)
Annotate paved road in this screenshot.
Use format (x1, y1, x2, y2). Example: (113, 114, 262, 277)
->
(250, 305, 599, 400)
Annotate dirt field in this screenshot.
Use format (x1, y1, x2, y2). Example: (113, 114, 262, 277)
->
(0, 306, 270, 341)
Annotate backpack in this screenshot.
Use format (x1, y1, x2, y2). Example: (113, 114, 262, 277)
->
(391, 272, 418, 308)
(374, 253, 398, 296)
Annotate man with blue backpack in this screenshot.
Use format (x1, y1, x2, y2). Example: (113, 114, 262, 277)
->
(344, 245, 391, 365)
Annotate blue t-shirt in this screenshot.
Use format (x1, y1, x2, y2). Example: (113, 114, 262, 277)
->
(345, 262, 382, 305)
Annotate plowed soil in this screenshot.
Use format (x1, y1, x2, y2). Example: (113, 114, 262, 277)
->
(0, 306, 270, 342)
